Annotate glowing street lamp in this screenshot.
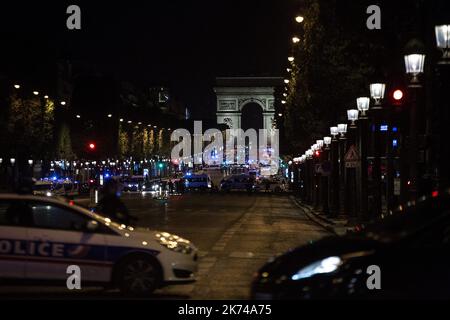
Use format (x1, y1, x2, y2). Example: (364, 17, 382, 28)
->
(404, 53, 425, 86)
(330, 126, 339, 140)
(28, 159, 33, 166)
(324, 136, 332, 149)
(316, 140, 324, 149)
(347, 109, 359, 127)
(10, 158, 16, 165)
(14, 84, 20, 89)
(33, 91, 39, 96)
(292, 36, 300, 44)
(356, 97, 370, 118)
(370, 83, 386, 108)
(60, 101, 66, 105)
(288, 56, 294, 62)
(337, 123, 347, 137)
(435, 25, 450, 61)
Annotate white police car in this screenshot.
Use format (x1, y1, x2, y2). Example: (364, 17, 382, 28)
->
(0, 194, 198, 295)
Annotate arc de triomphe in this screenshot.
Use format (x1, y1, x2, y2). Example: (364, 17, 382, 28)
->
(214, 77, 282, 130)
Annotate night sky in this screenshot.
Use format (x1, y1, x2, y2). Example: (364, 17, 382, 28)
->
(0, 0, 294, 119)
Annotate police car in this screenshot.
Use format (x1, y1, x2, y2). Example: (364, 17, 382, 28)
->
(0, 194, 198, 295)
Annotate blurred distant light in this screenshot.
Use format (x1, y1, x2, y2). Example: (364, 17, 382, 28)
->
(33, 91, 39, 95)
(13, 84, 20, 89)
(392, 139, 398, 147)
(295, 16, 304, 23)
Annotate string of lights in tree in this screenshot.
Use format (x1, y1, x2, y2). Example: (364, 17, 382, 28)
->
(10, 83, 172, 131)
(73, 112, 173, 131)
(11, 83, 66, 105)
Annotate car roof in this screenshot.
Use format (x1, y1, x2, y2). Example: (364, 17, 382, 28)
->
(0, 193, 96, 218)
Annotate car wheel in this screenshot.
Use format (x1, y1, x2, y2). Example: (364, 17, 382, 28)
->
(115, 254, 162, 296)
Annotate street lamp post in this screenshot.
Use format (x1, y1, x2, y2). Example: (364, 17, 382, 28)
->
(404, 41, 425, 199)
(435, 25, 450, 190)
(347, 109, 359, 219)
(337, 123, 347, 216)
(370, 83, 386, 217)
(329, 127, 339, 217)
(357, 97, 370, 221)
(322, 137, 331, 216)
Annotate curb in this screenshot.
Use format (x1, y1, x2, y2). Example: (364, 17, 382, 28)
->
(291, 196, 338, 235)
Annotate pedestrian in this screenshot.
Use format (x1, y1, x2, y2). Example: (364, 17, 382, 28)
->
(168, 179, 174, 194)
(96, 179, 137, 225)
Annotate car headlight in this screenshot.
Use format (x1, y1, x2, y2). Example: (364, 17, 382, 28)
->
(155, 232, 193, 254)
(291, 256, 342, 280)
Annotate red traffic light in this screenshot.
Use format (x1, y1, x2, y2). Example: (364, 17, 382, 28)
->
(390, 88, 406, 106)
(393, 89, 403, 101)
(314, 150, 320, 157)
(88, 142, 96, 150)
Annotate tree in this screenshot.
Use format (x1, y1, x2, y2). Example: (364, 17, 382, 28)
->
(284, 0, 377, 154)
(118, 124, 129, 159)
(56, 123, 74, 160)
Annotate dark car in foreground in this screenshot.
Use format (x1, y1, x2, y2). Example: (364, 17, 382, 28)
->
(251, 189, 450, 299)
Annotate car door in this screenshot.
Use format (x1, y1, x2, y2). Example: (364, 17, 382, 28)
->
(0, 200, 30, 279)
(26, 201, 111, 283)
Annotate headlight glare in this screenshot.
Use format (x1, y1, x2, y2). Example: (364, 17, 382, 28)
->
(291, 256, 342, 280)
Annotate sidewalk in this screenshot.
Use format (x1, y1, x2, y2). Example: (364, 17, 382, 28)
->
(291, 196, 353, 236)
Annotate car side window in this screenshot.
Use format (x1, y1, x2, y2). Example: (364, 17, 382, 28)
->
(0, 200, 34, 227)
(31, 203, 89, 232)
(0, 201, 17, 226)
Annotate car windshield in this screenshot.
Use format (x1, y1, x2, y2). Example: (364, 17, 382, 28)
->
(33, 184, 52, 191)
(188, 178, 206, 182)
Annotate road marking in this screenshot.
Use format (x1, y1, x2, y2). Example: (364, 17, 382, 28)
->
(229, 251, 255, 259)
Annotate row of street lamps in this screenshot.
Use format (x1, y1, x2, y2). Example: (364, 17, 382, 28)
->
(291, 24, 450, 221)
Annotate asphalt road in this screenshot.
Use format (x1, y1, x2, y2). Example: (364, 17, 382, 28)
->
(1, 192, 330, 299)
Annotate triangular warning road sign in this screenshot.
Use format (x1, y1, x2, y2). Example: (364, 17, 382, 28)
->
(344, 145, 360, 162)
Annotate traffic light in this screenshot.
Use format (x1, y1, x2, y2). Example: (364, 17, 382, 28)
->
(88, 142, 96, 151)
(389, 87, 406, 107)
(158, 162, 164, 169)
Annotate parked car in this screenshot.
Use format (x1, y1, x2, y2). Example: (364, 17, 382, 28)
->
(32, 180, 53, 197)
(0, 193, 198, 295)
(184, 173, 212, 191)
(220, 174, 255, 192)
(52, 179, 79, 197)
(251, 189, 450, 299)
(257, 178, 288, 193)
